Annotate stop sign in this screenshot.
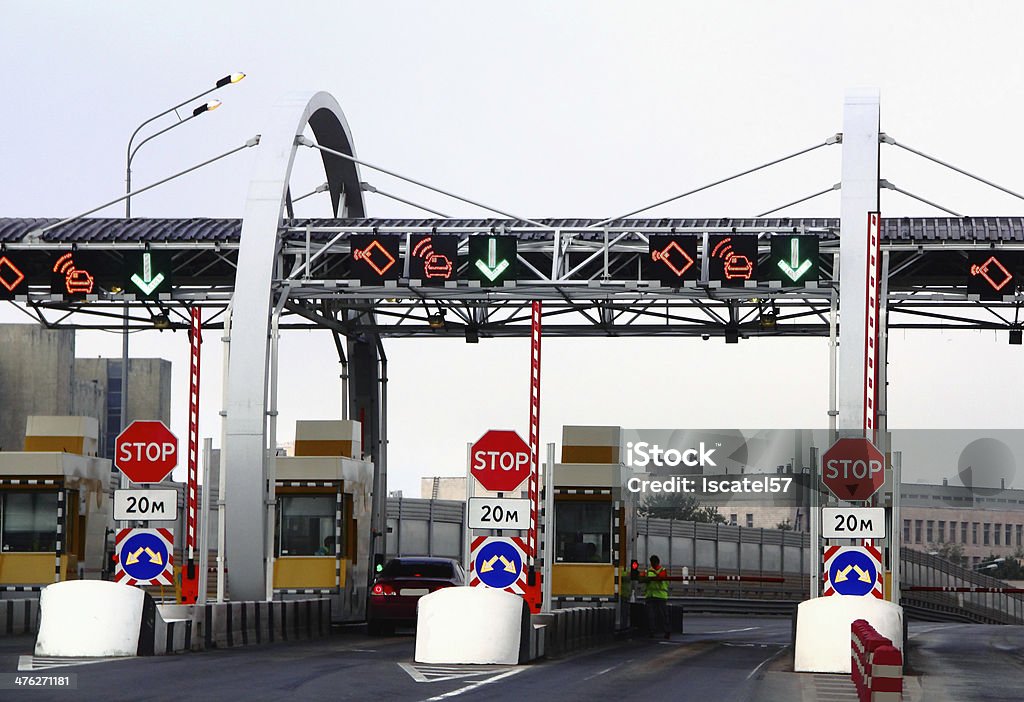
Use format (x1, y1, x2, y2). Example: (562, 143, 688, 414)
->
(115, 420, 178, 484)
(822, 438, 885, 502)
(471, 430, 531, 492)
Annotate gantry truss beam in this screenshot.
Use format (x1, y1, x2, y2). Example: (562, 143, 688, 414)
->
(1, 218, 1022, 336)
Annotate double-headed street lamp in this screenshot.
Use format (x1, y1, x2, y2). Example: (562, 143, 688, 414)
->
(125, 72, 244, 217)
(118, 73, 245, 508)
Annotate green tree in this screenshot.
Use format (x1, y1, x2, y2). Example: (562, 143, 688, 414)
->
(638, 492, 726, 523)
(775, 519, 794, 531)
(977, 553, 1024, 580)
(929, 540, 965, 567)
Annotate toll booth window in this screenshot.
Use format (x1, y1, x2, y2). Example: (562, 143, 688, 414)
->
(277, 495, 337, 556)
(555, 501, 611, 563)
(1, 492, 59, 552)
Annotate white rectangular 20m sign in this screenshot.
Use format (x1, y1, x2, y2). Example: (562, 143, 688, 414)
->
(467, 497, 531, 530)
(113, 489, 178, 521)
(821, 507, 886, 539)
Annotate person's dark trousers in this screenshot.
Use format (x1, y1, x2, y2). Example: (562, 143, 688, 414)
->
(645, 597, 670, 637)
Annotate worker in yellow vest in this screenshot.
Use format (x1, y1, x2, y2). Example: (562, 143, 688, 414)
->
(645, 554, 670, 639)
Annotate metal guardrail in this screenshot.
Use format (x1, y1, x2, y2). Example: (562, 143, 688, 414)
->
(381, 501, 1024, 623)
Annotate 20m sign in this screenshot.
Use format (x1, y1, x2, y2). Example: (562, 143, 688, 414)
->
(113, 489, 178, 521)
(467, 497, 530, 529)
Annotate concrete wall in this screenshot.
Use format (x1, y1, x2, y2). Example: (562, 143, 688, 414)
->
(0, 325, 76, 453)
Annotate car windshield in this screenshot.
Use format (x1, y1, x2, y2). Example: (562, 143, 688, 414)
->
(381, 561, 453, 579)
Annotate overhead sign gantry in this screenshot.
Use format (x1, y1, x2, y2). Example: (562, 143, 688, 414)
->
(6, 89, 1024, 604)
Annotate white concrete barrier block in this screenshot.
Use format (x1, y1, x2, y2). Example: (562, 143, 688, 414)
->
(415, 587, 526, 664)
(794, 596, 903, 673)
(35, 581, 145, 657)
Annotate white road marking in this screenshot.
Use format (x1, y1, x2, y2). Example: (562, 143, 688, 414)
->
(745, 646, 788, 681)
(419, 667, 524, 701)
(583, 662, 625, 680)
(399, 661, 518, 684)
(702, 626, 760, 634)
(18, 655, 130, 671)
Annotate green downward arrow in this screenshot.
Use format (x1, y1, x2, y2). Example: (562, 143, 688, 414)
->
(130, 253, 166, 295)
(777, 238, 812, 282)
(474, 238, 510, 282)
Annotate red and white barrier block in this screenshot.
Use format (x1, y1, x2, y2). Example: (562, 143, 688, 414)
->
(851, 618, 903, 701)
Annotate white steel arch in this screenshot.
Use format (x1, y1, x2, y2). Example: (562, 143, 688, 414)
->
(223, 91, 365, 601)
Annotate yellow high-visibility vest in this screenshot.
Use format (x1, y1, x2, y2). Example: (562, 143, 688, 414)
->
(645, 566, 669, 599)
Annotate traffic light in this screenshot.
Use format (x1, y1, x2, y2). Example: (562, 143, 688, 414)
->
(467, 236, 516, 286)
(646, 235, 698, 286)
(350, 235, 401, 284)
(630, 559, 640, 581)
(967, 251, 1019, 300)
(50, 251, 100, 298)
(409, 234, 458, 285)
(124, 251, 172, 298)
(373, 553, 386, 575)
(768, 235, 819, 284)
(0, 254, 28, 299)
(708, 235, 757, 286)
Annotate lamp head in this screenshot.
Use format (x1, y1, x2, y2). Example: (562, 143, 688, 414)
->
(192, 100, 221, 117)
(215, 72, 246, 88)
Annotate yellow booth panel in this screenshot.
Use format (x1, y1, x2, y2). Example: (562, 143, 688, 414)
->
(274, 557, 346, 589)
(552, 563, 615, 596)
(561, 445, 618, 464)
(293, 440, 355, 458)
(24, 436, 85, 454)
(0, 553, 65, 585)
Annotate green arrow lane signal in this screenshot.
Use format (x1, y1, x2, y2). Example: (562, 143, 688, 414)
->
(777, 238, 813, 282)
(474, 238, 510, 282)
(130, 253, 166, 295)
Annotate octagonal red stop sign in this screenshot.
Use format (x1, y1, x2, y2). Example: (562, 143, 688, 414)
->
(822, 437, 885, 502)
(115, 420, 178, 484)
(471, 430, 531, 492)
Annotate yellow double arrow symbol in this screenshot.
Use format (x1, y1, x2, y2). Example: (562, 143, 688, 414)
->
(479, 555, 517, 574)
(834, 564, 872, 584)
(125, 546, 163, 567)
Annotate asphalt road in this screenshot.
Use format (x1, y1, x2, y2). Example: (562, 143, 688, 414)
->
(0, 616, 793, 702)
(1, 616, 1020, 702)
(906, 623, 1024, 702)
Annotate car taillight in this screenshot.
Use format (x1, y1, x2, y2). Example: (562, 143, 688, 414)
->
(372, 583, 396, 596)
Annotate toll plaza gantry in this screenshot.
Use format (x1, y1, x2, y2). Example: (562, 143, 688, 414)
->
(3, 90, 1024, 608)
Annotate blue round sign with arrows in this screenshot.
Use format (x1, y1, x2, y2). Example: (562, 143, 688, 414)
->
(120, 530, 172, 583)
(828, 548, 878, 597)
(474, 538, 523, 589)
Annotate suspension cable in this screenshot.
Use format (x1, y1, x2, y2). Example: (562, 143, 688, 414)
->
(882, 134, 1024, 203)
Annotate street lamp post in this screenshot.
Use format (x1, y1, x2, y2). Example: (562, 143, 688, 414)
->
(118, 73, 244, 519)
(125, 72, 243, 217)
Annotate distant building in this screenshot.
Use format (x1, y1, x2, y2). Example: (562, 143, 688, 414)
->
(75, 357, 172, 460)
(0, 324, 171, 462)
(900, 481, 1024, 567)
(419, 476, 530, 501)
(422, 477, 468, 501)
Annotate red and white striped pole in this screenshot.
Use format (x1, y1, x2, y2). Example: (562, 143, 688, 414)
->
(863, 212, 881, 443)
(528, 301, 542, 564)
(181, 306, 202, 603)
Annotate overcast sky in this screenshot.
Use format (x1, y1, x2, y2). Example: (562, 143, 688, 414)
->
(2, 2, 1024, 495)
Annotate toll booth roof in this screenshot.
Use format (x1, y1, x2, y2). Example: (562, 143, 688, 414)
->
(0, 451, 110, 483)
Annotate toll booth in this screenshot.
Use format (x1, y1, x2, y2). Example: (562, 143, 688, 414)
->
(550, 425, 635, 627)
(272, 420, 372, 622)
(0, 416, 111, 595)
